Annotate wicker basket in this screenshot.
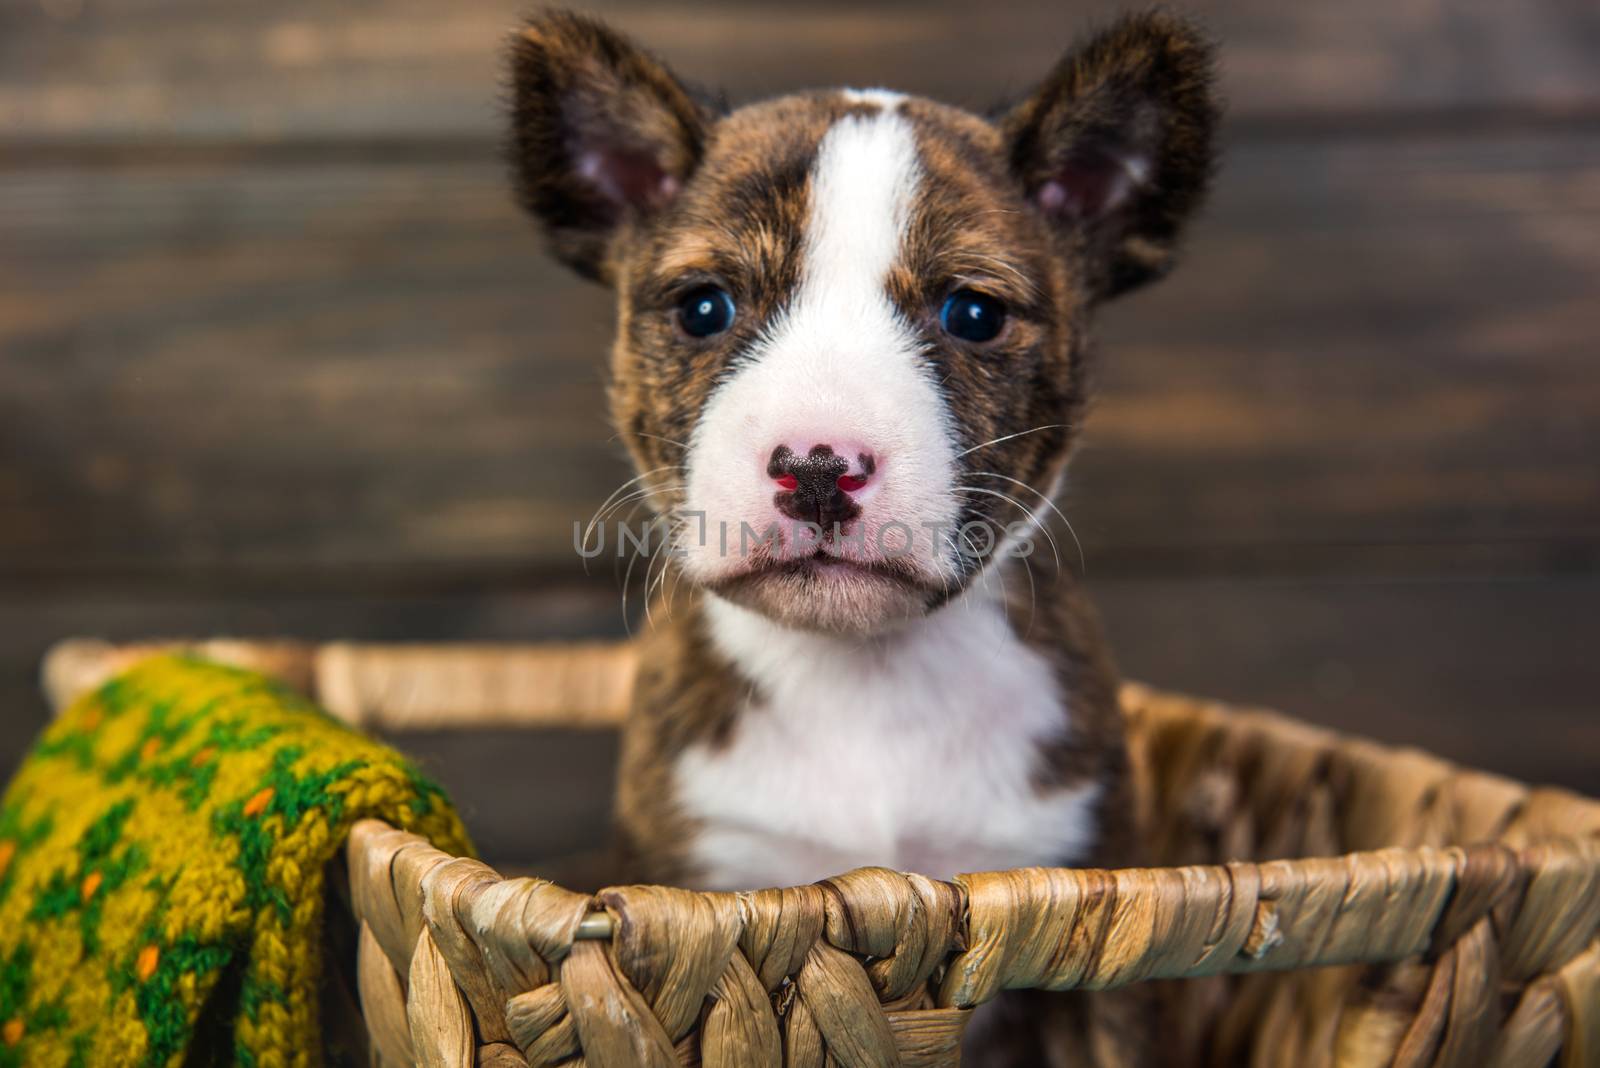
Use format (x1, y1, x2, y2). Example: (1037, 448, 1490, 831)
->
(43, 639, 1600, 1067)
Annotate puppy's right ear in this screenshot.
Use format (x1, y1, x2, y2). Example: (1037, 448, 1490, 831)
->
(508, 10, 711, 283)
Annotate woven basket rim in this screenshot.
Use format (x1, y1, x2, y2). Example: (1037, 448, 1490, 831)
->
(38, 636, 1600, 1066)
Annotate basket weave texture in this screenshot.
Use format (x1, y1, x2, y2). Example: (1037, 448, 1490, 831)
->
(43, 639, 1600, 1067)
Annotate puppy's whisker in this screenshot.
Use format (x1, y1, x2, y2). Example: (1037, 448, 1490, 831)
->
(603, 484, 682, 528)
(610, 431, 691, 454)
(643, 532, 673, 629)
(665, 549, 689, 618)
(948, 498, 1037, 640)
(612, 504, 658, 585)
(930, 530, 962, 602)
(584, 465, 684, 561)
(603, 478, 685, 520)
(955, 524, 993, 603)
(988, 535, 1013, 622)
(620, 544, 642, 637)
(591, 465, 683, 516)
(619, 512, 673, 634)
(649, 514, 681, 612)
(1018, 553, 1039, 640)
(965, 471, 1083, 573)
(600, 486, 685, 583)
(954, 485, 1063, 575)
(633, 431, 691, 452)
(616, 486, 682, 528)
(954, 424, 1070, 459)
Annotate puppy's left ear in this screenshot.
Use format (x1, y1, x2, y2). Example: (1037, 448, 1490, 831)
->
(1003, 12, 1219, 300)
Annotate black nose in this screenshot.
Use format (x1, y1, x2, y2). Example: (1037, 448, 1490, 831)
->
(768, 444, 860, 529)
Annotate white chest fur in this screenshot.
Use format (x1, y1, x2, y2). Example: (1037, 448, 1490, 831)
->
(675, 594, 1100, 891)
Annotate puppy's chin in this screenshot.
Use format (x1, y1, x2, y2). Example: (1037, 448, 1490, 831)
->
(706, 559, 935, 636)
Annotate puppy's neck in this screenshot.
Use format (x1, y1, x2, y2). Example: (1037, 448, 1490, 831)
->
(702, 583, 1025, 720)
(671, 577, 1104, 888)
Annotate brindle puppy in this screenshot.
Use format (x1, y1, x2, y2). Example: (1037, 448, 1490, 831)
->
(507, 11, 1217, 1064)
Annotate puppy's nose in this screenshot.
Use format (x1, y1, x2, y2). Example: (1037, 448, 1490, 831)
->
(767, 443, 876, 527)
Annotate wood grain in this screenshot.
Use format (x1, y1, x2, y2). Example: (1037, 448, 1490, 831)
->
(3, 132, 1596, 582)
(4, 0, 1599, 145)
(1, 0, 1595, 875)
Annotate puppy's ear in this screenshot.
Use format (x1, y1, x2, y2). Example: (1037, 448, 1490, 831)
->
(1003, 12, 1219, 300)
(508, 10, 711, 283)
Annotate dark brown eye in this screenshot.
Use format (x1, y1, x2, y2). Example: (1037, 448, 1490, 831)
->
(940, 289, 1007, 343)
(678, 285, 736, 337)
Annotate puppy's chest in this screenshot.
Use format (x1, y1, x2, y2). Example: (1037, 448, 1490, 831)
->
(673, 604, 1101, 891)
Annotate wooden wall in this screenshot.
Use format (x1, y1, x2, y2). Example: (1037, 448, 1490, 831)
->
(3, 0, 1597, 864)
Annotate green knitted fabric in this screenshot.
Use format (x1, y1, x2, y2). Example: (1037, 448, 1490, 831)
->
(0, 656, 473, 1067)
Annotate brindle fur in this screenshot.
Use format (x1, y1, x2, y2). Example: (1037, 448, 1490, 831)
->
(507, 10, 1217, 1065)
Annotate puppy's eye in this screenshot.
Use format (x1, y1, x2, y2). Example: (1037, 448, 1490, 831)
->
(940, 289, 1007, 343)
(677, 285, 736, 338)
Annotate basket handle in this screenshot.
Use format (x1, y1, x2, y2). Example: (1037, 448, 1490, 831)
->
(42, 638, 636, 731)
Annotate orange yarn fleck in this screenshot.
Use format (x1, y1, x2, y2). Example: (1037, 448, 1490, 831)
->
(136, 944, 160, 982)
(243, 788, 275, 818)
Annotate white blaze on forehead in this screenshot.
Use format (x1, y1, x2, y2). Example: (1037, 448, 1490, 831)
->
(804, 106, 919, 310)
(681, 104, 962, 580)
(839, 87, 907, 109)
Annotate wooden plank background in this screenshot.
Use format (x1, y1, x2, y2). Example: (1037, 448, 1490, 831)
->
(2, 0, 1597, 864)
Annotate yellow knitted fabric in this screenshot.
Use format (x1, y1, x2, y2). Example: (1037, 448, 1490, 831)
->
(0, 655, 472, 1068)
